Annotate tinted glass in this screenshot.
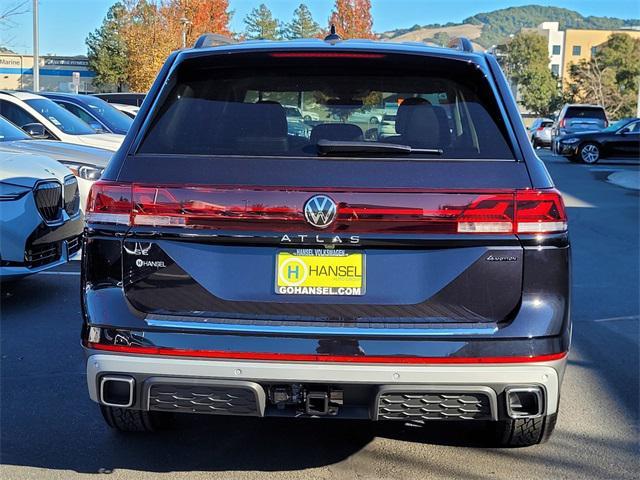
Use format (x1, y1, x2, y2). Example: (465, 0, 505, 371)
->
(24, 98, 96, 135)
(564, 107, 607, 121)
(139, 53, 515, 160)
(0, 116, 31, 141)
(78, 96, 132, 132)
(0, 100, 38, 128)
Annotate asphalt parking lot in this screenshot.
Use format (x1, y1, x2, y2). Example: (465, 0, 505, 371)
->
(1, 150, 638, 480)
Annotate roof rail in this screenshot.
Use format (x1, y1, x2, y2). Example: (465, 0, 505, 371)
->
(448, 37, 474, 53)
(193, 33, 236, 49)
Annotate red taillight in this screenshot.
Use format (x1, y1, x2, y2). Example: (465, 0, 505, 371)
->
(85, 183, 566, 235)
(536, 126, 545, 131)
(456, 194, 514, 233)
(515, 189, 567, 234)
(559, 119, 566, 128)
(85, 181, 132, 225)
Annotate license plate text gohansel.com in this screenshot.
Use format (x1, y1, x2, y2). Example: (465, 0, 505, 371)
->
(276, 249, 365, 296)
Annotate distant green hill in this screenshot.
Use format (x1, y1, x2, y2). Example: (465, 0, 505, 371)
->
(383, 5, 640, 48)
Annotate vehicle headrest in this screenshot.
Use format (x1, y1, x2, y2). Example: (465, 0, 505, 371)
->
(395, 97, 432, 134)
(310, 123, 364, 144)
(224, 101, 288, 138)
(402, 104, 442, 149)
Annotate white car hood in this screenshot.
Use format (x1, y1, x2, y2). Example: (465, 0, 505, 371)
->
(74, 133, 124, 151)
(0, 147, 72, 187)
(5, 140, 112, 168)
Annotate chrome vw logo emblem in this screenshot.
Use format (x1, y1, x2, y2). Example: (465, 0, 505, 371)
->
(304, 195, 337, 229)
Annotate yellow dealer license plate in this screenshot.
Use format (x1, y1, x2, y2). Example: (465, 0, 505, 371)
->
(275, 249, 365, 296)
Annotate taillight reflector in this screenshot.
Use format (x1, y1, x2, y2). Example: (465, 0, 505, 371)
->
(85, 182, 567, 235)
(87, 341, 568, 364)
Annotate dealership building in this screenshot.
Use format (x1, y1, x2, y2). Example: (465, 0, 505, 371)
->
(0, 54, 96, 92)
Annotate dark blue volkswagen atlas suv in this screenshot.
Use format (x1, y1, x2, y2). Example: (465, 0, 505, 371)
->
(81, 33, 570, 447)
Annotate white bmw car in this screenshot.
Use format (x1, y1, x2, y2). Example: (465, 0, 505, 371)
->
(0, 147, 84, 280)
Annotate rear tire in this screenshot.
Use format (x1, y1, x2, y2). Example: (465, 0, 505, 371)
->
(100, 405, 171, 433)
(496, 414, 557, 447)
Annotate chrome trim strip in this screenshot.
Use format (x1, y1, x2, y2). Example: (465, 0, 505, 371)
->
(145, 318, 498, 337)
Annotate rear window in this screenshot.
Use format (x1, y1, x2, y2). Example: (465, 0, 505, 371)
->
(138, 52, 515, 159)
(564, 107, 607, 121)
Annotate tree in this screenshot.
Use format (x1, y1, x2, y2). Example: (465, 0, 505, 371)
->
(502, 32, 563, 116)
(120, 0, 176, 92)
(568, 34, 640, 118)
(329, 0, 375, 39)
(165, 0, 231, 46)
(284, 4, 320, 39)
(431, 32, 450, 47)
(244, 4, 281, 40)
(86, 3, 129, 91)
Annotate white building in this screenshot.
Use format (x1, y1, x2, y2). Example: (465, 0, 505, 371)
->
(536, 22, 565, 79)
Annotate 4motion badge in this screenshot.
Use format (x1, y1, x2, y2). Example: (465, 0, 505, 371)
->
(485, 254, 518, 262)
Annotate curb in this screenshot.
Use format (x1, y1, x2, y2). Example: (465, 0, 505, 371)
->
(607, 171, 640, 191)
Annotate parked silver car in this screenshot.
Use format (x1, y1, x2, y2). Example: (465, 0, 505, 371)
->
(0, 115, 111, 210)
(528, 118, 554, 148)
(0, 147, 84, 280)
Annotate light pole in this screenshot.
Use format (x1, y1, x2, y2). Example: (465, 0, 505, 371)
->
(32, 0, 39, 92)
(180, 17, 191, 49)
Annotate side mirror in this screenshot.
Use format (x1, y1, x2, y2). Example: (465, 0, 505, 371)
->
(22, 122, 48, 139)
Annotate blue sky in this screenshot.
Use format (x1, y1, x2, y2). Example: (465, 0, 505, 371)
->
(3, 0, 640, 56)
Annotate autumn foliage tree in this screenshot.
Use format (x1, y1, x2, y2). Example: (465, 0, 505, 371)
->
(329, 0, 375, 39)
(86, 0, 231, 92)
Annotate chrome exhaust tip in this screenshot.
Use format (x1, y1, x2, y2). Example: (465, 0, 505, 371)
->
(505, 386, 544, 418)
(100, 375, 135, 408)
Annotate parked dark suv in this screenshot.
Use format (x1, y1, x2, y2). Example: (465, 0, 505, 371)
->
(81, 34, 570, 447)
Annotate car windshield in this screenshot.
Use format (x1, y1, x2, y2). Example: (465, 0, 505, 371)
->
(139, 52, 515, 160)
(24, 98, 96, 135)
(0, 116, 31, 141)
(603, 119, 630, 132)
(80, 96, 133, 132)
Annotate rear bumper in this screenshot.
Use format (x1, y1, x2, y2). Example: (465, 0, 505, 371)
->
(86, 352, 566, 420)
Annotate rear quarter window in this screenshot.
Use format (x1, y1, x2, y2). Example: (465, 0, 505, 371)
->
(138, 51, 516, 160)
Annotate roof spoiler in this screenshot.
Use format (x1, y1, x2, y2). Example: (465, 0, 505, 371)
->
(447, 37, 474, 53)
(193, 33, 236, 49)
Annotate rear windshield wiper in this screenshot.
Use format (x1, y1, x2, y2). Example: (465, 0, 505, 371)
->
(316, 140, 443, 157)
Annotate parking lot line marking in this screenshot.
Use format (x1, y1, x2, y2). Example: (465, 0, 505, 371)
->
(591, 315, 639, 322)
(36, 271, 81, 276)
